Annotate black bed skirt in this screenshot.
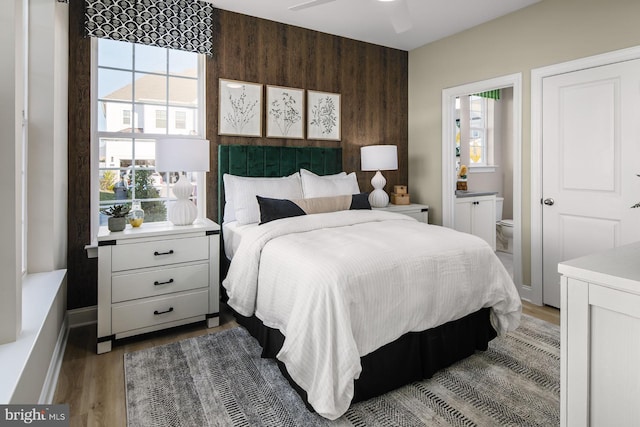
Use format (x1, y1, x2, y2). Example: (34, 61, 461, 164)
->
(234, 307, 497, 407)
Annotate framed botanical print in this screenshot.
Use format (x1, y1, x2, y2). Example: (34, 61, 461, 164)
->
(307, 90, 341, 141)
(266, 85, 304, 139)
(219, 79, 262, 137)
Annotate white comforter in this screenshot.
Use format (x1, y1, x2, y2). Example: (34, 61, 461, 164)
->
(222, 210, 521, 420)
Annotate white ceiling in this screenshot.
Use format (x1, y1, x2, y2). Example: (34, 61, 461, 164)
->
(209, 0, 540, 51)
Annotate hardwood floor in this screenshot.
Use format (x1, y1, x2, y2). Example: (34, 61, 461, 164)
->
(522, 300, 560, 325)
(53, 301, 559, 426)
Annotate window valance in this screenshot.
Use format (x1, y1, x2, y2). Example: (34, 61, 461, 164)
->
(85, 0, 213, 56)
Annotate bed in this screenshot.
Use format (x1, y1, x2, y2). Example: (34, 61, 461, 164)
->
(218, 145, 521, 420)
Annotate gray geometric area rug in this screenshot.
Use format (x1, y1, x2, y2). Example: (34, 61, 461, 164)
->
(124, 314, 559, 427)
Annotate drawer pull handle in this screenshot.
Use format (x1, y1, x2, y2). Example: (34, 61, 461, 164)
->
(154, 279, 174, 286)
(154, 250, 174, 256)
(154, 307, 174, 315)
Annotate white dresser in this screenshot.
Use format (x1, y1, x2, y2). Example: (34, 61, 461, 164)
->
(559, 242, 640, 427)
(97, 219, 220, 354)
(373, 203, 429, 223)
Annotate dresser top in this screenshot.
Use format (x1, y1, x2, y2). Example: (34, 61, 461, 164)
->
(97, 218, 220, 242)
(558, 241, 640, 293)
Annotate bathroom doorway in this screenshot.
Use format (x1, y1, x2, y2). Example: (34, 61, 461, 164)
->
(441, 73, 523, 294)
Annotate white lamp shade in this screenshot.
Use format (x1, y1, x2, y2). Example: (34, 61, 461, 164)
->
(360, 145, 398, 171)
(155, 139, 210, 172)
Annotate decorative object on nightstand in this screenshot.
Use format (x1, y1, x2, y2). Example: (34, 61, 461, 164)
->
(128, 199, 144, 227)
(361, 144, 398, 208)
(155, 138, 210, 226)
(101, 204, 130, 232)
(391, 185, 410, 205)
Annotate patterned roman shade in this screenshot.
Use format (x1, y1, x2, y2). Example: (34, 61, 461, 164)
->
(85, 0, 213, 55)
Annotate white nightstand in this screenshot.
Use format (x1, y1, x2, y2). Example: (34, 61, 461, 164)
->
(96, 218, 220, 354)
(373, 203, 429, 223)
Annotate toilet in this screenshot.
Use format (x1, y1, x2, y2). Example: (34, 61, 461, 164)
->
(495, 197, 514, 253)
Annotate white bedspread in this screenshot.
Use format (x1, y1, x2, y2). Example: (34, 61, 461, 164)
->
(222, 210, 521, 420)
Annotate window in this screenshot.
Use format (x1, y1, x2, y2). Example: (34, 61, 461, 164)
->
(469, 95, 487, 165)
(94, 39, 205, 228)
(155, 110, 167, 129)
(175, 110, 186, 129)
(122, 110, 131, 126)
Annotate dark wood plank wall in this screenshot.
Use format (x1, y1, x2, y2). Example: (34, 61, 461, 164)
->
(207, 10, 408, 221)
(67, 5, 408, 310)
(68, 0, 96, 310)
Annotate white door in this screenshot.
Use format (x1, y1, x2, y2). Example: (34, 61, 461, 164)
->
(542, 59, 640, 307)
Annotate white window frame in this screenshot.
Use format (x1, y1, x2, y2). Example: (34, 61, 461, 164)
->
(468, 95, 488, 167)
(90, 38, 207, 241)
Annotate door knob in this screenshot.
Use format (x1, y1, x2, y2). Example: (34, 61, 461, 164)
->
(543, 198, 555, 206)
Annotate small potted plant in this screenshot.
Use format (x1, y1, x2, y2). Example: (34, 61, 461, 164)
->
(101, 204, 130, 232)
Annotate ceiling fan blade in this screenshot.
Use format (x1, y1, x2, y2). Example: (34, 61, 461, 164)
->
(289, 0, 336, 12)
(390, 0, 412, 33)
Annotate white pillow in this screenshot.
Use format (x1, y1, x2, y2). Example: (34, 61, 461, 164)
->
(300, 168, 347, 179)
(223, 173, 303, 225)
(301, 171, 360, 198)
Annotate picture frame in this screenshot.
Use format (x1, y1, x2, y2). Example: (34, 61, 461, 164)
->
(266, 85, 305, 139)
(218, 79, 262, 137)
(307, 90, 341, 141)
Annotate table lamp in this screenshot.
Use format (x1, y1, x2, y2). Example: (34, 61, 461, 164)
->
(155, 138, 210, 225)
(361, 144, 398, 208)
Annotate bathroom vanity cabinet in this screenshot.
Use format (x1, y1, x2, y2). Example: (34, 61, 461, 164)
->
(454, 194, 496, 250)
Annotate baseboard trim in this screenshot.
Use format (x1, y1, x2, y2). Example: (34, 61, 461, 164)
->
(39, 315, 69, 404)
(68, 305, 97, 328)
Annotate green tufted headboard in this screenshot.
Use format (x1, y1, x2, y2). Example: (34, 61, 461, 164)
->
(218, 145, 343, 225)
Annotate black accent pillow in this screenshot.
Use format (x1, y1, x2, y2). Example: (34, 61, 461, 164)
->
(256, 196, 306, 224)
(257, 193, 371, 225)
(350, 193, 371, 210)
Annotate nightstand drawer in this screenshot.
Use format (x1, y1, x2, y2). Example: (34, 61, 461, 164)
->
(112, 263, 209, 303)
(111, 236, 209, 271)
(112, 289, 208, 334)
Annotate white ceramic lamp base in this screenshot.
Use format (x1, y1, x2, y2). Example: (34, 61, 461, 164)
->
(368, 170, 389, 208)
(168, 173, 197, 225)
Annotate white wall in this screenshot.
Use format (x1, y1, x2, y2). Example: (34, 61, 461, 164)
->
(0, 0, 25, 345)
(408, 0, 640, 285)
(28, 0, 68, 272)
